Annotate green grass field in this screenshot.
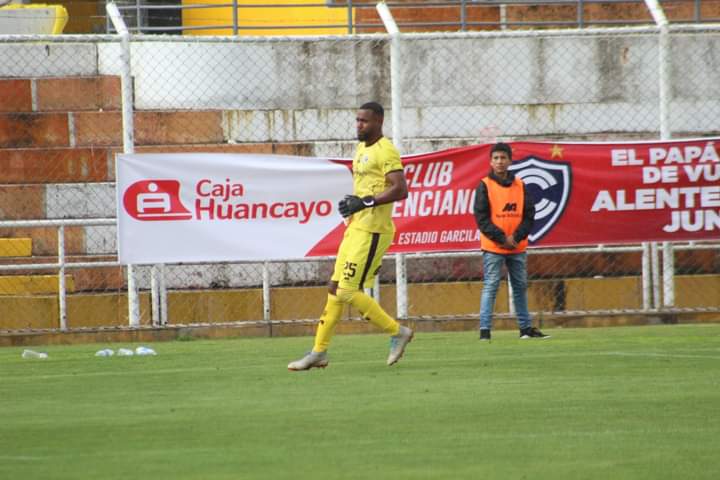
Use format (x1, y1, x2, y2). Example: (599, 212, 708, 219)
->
(2, 324, 719, 480)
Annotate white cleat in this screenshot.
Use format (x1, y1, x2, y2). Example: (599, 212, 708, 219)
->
(288, 351, 329, 371)
(387, 326, 414, 366)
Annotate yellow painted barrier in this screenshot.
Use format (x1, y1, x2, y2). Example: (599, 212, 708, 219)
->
(0, 275, 74, 295)
(0, 238, 32, 258)
(0, 275, 718, 330)
(182, 0, 353, 35)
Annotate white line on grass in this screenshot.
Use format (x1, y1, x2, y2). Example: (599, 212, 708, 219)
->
(3, 366, 224, 380)
(602, 351, 720, 360)
(476, 351, 720, 361)
(0, 447, 222, 461)
(0, 455, 45, 461)
(3, 351, 719, 382)
(464, 425, 718, 440)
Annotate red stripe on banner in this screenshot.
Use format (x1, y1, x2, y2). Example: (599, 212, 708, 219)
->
(305, 158, 352, 256)
(306, 138, 720, 257)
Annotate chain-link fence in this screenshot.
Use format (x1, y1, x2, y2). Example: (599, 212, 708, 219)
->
(0, 35, 134, 329)
(0, 24, 718, 334)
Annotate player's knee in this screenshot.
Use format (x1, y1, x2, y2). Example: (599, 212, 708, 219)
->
(335, 287, 357, 304)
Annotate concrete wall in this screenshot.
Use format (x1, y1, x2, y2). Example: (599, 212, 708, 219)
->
(0, 43, 98, 77)
(93, 33, 720, 142)
(97, 40, 391, 111)
(3, 32, 718, 143)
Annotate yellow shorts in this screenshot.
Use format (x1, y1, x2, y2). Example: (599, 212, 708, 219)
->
(332, 227, 393, 290)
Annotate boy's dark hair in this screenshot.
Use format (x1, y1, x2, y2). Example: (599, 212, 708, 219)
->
(360, 102, 384, 117)
(490, 142, 512, 160)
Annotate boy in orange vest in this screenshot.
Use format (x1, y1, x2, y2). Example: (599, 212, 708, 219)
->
(473, 143, 549, 341)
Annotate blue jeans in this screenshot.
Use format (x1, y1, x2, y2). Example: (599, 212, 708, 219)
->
(479, 251, 531, 331)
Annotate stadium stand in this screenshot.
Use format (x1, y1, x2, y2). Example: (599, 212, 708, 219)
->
(0, 71, 322, 328)
(1, 1, 718, 333)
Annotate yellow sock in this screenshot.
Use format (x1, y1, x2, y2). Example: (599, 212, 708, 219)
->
(345, 290, 400, 335)
(312, 294, 344, 352)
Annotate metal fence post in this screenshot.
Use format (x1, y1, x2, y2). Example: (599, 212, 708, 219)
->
(499, 3, 507, 30)
(263, 261, 272, 334)
(347, 0, 353, 34)
(659, 22, 674, 309)
(651, 242, 661, 310)
(644, 0, 670, 138)
(232, 0, 239, 35)
(57, 225, 67, 330)
(135, 0, 142, 33)
(377, 1, 402, 149)
(658, 26, 671, 140)
(642, 242, 651, 311)
(645, 1, 674, 310)
(107, 2, 139, 327)
(395, 255, 408, 319)
(160, 264, 168, 325)
(662, 242, 675, 308)
(377, 2, 407, 320)
(151, 265, 167, 326)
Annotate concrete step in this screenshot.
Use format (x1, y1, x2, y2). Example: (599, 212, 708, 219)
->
(36, 76, 120, 112)
(0, 147, 111, 184)
(0, 238, 32, 257)
(0, 80, 32, 112)
(0, 291, 151, 330)
(0, 257, 123, 291)
(0, 112, 70, 148)
(74, 110, 225, 146)
(132, 141, 315, 157)
(0, 76, 120, 113)
(0, 274, 74, 295)
(0, 227, 85, 255)
(0, 110, 225, 148)
(0, 142, 316, 185)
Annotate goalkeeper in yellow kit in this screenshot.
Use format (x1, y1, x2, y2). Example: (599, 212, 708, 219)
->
(288, 102, 413, 371)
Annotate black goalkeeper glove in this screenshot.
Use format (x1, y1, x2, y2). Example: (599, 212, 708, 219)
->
(338, 195, 375, 218)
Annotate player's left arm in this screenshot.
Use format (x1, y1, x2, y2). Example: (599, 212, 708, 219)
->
(373, 170, 408, 205)
(339, 171, 408, 217)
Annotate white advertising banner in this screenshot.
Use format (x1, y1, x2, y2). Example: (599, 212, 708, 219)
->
(119, 139, 720, 264)
(117, 153, 352, 264)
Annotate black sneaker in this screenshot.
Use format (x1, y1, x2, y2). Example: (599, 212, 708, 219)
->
(479, 329, 491, 341)
(520, 327, 550, 339)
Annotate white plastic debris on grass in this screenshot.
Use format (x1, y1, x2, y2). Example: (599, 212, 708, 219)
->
(117, 348, 135, 356)
(21, 349, 48, 359)
(135, 346, 157, 356)
(95, 349, 115, 357)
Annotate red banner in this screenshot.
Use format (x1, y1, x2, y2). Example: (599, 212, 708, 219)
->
(309, 137, 720, 255)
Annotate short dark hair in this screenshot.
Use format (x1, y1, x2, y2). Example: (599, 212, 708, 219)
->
(490, 142, 512, 160)
(360, 102, 384, 117)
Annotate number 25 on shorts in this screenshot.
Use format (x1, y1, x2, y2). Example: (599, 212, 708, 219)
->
(343, 262, 357, 281)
